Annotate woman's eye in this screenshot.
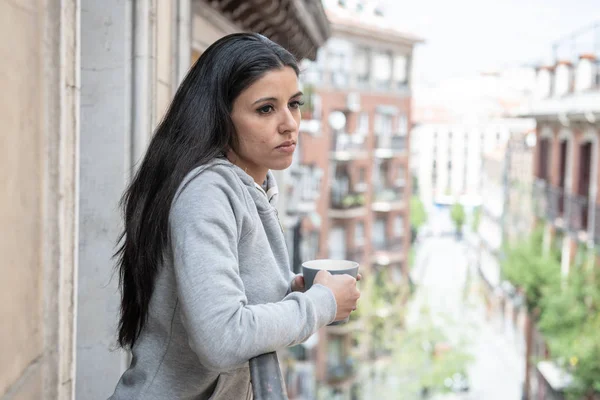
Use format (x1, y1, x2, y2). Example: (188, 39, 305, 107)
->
(258, 105, 274, 114)
(289, 100, 305, 109)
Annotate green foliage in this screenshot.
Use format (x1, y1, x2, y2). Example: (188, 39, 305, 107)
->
(539, 265, 600, 398)
(385, 309, 474, 396)
(501, 228, 560, 311)
(471, 206, 481, 232)
(410, 196, 427, 231)
(450, 203, 466, 232)
(353, 269, 408, 356)
(505, 228, 600, 396)
(408, 247, 416, 270)
(340, 193, 365, 209)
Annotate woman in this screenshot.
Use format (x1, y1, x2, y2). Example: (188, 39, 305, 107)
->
(110, 33, 361, 399)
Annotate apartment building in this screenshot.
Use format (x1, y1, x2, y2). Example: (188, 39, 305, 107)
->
(281, 0, 422, 397)
(521, 23, 600, 399)
(1, 1, 329, 398)
(412, 69, 537, 208)
(476, 121, 535, 367)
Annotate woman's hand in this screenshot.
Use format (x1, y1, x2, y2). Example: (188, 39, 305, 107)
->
(291, 273, 362, 293)
(313, 270, 361, 321)
(291, 275, 306, 293)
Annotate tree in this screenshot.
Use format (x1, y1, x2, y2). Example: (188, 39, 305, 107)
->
(501, 228, 560, 311)
(538, 265, 600, 399)
(410, 196, 427, 231)
(450, 202, 466, 236)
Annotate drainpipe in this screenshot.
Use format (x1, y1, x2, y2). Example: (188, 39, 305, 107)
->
(131, 0, 155, 168)
(175, 0, 191, 85)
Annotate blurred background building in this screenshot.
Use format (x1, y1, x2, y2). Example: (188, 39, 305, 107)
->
(521, 22, 600, 400)
(281, 1, 422, 398)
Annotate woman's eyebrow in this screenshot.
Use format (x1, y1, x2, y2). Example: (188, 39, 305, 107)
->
(289, 91, 303, 99)
(252, 96, 277, 105)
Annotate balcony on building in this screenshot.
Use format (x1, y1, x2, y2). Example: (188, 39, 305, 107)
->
(566, 193, 589, 236)
(567, 140, 593, 239)
(287, 164, 322, 215)
(532, 135, 560, 223)
(285, 344, 318, 400)
(374, 134, 407, 158)
(331, 132, 368, 161)
(372, 237, 404, 265)
(372, 187, 404, 212)
(325, 335, 356, 385)
(329, 165, 368, 218)
(547, 184, 566, 224)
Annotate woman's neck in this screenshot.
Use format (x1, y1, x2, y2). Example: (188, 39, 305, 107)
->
(226, 150, 267, 185)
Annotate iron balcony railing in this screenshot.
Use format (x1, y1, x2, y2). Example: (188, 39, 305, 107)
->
(595, 203, 600, 246)
(375, 134, 407, 152)
(250, 353, 288, 400)
(547, 184, 565, 221)
(566, 193, 589, 234)
(373, 239, 403, 252)
(532, 178, 548, 218)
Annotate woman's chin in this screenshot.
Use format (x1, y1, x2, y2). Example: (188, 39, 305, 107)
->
(268, 158, 294, 171)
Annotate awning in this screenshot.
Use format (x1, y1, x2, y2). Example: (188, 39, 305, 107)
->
(199, 0, 330, 60)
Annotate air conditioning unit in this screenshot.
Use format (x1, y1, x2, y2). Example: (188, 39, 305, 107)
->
(346, 92, 360, 112)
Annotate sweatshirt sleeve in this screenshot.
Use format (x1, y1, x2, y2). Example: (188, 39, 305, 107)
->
(169, 173, 337, 371)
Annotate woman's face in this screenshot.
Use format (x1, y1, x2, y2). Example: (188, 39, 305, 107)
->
(229, 66, 302, 184)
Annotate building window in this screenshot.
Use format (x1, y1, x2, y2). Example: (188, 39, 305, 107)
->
(374, 113, 393, 135)
(393, 215, 404, 237)
(357, 112, 369, 134)
(373, 218, 386, 247)
(328, 51, 348, 87)
(355, 222, 365, 246)
(398, 114, 408, 135)
(393, 54, 408, 87)
(355, 47, 370, 85)
(373, 51, 392, 89)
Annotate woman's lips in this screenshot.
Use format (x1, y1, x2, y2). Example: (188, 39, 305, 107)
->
(276, 143, 296, 153)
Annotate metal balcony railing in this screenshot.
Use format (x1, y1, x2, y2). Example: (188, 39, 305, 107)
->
(373, 239, 403, 252)
(375, 134, 407, 152)
(250, 353, 288, 400)
(547, 185, 565, 221)
(567, 193, 589, 233)
(374, 187, 404, 203)
(532, 179, 548, 218)
(595, 203, 600, 246)
(332, 133, 367, 154)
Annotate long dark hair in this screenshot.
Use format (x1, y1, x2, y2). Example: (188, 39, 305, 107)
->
(115, 33, 299, 349)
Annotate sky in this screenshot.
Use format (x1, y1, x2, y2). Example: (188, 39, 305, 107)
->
(382, 0, 600, 86)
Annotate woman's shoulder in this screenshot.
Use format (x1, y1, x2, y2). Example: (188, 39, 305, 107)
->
(173, 159, 252, 211)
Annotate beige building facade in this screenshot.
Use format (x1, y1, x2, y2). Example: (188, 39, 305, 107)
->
(1, 0, 328, 398)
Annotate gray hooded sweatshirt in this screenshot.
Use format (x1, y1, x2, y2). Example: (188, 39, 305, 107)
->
(109, 158, 337, 400)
